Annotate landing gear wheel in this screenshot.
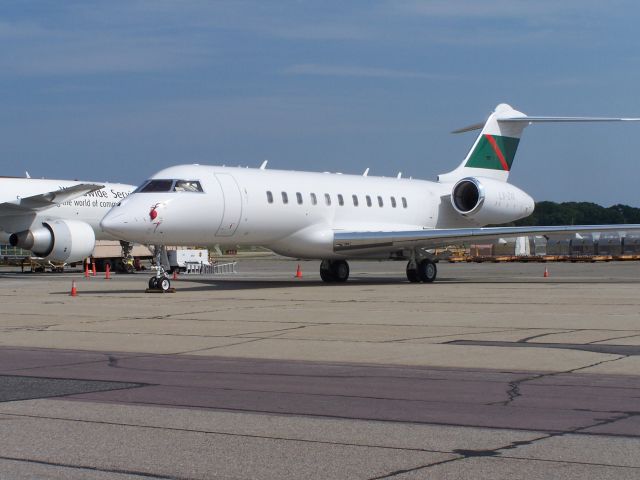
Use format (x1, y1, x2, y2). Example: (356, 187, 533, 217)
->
(320, 260, 350, 283)
(320, 260, 336, 282)
(406, 262, 420, 283)
(332, 260, 350, 282)
(417, 259, 437, 283)
(149, 277, 158, 289)
(159, 276, 171, 292)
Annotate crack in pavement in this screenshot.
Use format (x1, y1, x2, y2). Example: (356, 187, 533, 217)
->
(490, 355, 630, 408)
(517, 329, 578, 343)
(371, 410, 640, 478)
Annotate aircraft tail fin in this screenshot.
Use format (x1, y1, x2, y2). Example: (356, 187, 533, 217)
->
(438, 103, 639, 183)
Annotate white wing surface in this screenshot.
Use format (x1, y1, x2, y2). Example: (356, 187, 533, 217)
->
(334, 224, 640, 254)
(0, 183, 104, 216)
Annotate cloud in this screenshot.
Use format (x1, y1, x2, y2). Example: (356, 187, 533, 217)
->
(283, 63, 443, 80)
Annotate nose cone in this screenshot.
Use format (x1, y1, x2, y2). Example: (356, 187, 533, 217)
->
(100, 210, 128, 238)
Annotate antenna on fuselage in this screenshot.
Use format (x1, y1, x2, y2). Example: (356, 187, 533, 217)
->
(25, 171, 31, 178)
(396, 172, 402, 179)
(259, 160, 268, 170)
(363, 168, 369, 177)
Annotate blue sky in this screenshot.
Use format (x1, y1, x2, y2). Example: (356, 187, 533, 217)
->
(1, 0, 640, 205)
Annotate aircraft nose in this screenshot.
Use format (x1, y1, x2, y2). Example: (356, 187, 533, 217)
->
(100, 211, 131, 238)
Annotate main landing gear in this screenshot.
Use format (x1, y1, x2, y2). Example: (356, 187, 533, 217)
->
(406, 259, 437, 283)
(149, 245, 171, 292)
(320, 259, 350, 283)
(319, 258, 437, 284)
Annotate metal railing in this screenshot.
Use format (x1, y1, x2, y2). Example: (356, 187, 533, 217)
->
(183, 261, 238, 275)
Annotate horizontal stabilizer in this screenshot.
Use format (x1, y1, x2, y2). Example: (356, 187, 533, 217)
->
(453, 113, 640, 133)
(499, 116, 640, 123)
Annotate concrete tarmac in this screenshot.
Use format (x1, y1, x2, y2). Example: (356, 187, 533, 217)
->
(0, 259, 639, 479)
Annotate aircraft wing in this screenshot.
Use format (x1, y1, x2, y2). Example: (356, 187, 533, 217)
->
(334, 224, 640, 254)
(0, 183, 104, 216)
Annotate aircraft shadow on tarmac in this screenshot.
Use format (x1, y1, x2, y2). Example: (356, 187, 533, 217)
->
(46, 273, 640, 295)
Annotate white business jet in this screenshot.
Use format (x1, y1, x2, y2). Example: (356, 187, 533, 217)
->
(0, 177, 134, 265)
(100, 104, 640, 290)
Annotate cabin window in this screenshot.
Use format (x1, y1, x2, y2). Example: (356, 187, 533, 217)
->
(402, 197, 408, 208)
(266, 191, 273, 203)
(173, 180, 203, 192)
(139, 179, 174, 193)
(325, 193, 331, 206)
(282, 192, 288, 204)
(391, 196, 397, 208)
(296, 192, 303, 205)
(352, 194, 359, 206)
(337, 194, 344, 206)
(366, 195, 372, 207)
(310, 193, 317, 205)
(377, 196, 384, 207)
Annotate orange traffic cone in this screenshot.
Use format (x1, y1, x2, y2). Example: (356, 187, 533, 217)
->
(543, 266, 549, 278)
(84, 262, 90, 278)
(172, 270, 177, 280)
(91, 261, 97, 276)
(295, 264, 302, 278)
(105, 263, 111, 280)
(70, 280, 77, 296)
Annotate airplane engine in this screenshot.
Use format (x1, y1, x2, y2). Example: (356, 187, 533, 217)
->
(450, 177, 534, 225)
(9, 219, 95, 263)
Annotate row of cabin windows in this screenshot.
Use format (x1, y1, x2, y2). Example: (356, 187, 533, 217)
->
(266, 191, 408, 208)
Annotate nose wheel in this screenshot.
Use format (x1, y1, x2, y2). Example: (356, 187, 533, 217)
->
(149, 275, 171, 291)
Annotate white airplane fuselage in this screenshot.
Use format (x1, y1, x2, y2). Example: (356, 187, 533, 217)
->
(101, 164, 534, 259)
(0, 178, 134, 244)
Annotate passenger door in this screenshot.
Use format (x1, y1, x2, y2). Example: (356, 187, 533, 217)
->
(215, 173, 242, 237)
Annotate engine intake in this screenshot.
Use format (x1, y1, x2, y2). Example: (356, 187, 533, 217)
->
(10, 219, 95, 263)
(450, 177, 534, 225)
(452, 178, 484, 215)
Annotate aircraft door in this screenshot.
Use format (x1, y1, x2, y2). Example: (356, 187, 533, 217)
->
(215, 173, 243, 237)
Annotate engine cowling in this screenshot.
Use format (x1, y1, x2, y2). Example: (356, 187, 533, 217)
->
(451, 177, 534, 225)
(9, 219, 95, 263)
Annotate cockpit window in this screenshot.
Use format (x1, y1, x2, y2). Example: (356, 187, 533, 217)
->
(139, 179, 174, 192)
(173, 180, 203, 192)
(134, 179, 204, 193)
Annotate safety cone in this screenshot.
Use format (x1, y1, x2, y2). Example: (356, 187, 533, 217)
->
(295, 264, 302, 278)
(91, 261, 97, 276)
(543, 266, 549, 278)
(172, 270, 177, 280)
(84, 262, 90, 279)
(105, 263, 111, 280)
(70, 280, 77, 297)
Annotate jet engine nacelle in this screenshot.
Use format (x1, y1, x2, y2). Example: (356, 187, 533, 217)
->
(451, 177, 534, 225)
(9, 219, 95, 263)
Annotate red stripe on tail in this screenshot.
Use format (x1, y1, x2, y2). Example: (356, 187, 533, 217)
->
(484, 134, 510, 171)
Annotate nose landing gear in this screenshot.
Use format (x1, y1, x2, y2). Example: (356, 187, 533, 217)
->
(148, 245, 172, 292)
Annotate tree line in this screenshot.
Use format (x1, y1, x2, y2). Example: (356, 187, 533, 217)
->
(513, 202, 640, 226)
